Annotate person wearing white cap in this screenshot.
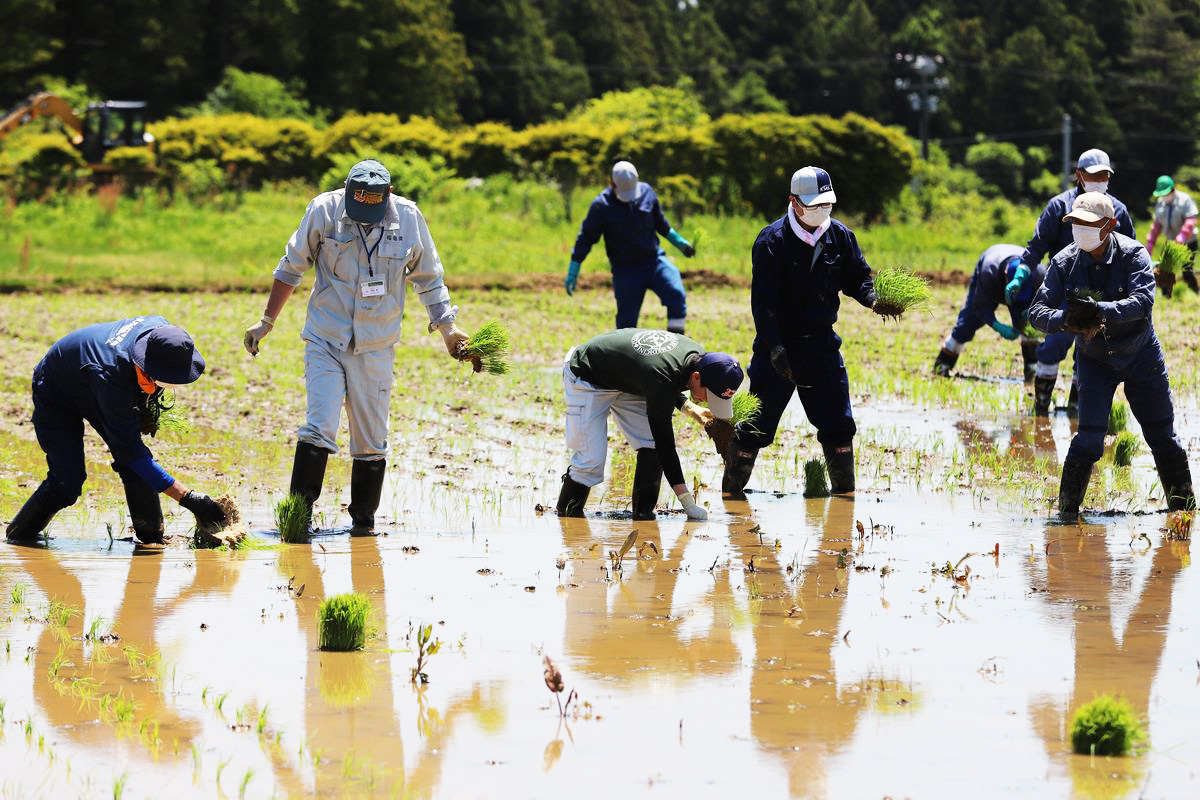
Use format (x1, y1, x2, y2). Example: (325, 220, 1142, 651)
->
(1029, 191, 1193, 515)
(565, 159, 696, 333)
(723, 166, 885, 499)
(1019, 148, 1136, 416)
(242, 159, 475, 536)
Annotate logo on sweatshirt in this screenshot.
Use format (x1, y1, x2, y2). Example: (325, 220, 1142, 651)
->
(631, 330, 678, 356)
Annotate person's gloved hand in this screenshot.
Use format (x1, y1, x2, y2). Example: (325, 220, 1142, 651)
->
(180, 491, 227, 529)
(243, 314, 274, 356)
(1065, 295, 1101, 330)
(769, 345, 794, 382)
(990, 320, 1019, 340)
(564, 260, 582, 295)
(667, 228, 695, 258)
(1004, 263, 1031, 305)
(677, 491, 708, 520)
(682, 399, 713, 428)
(440, 323, 479, 370)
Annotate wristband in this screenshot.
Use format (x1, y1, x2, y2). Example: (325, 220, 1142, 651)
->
(260, 313, 276, 327)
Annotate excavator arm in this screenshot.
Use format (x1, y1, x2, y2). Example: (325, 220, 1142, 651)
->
(0, 92, 84, 144)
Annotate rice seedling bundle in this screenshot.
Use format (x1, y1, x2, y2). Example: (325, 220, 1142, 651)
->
(1108, 401, 1128, 434)
(459, 321, 511, 375)
(730, 391, 762, 428)
(1158, 241, 1191, 275)
(803, 458, 830, 498)
(872, 266, 931, 318)
(193, 494, 246, 549)
(1112, 431, 1139, 467)
(1069, 694, 1145, 756)
(317, 592, 371, 652)
(275, 492, 311, 543)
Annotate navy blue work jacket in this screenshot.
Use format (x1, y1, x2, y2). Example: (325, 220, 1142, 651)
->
(1028, 233, 1156, 370)
(750, 216, 876, 351)
(570, 183, 672, 269)
(1020, 187, 1135, 268)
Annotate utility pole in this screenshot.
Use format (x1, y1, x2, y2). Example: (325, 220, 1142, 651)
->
(894, 54, 948, 160)
(1061, 113, 1073, 190)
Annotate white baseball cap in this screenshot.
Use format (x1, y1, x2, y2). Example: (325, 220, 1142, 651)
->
(790, 166, 836, 205)
(1063, 191, 1116, 224)
(612, 161, 639, 202)
(1076, 148, 1114, 175)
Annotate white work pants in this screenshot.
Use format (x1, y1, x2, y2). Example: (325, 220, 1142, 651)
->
(298, 337, 393, 459)
(562, 351, 654, 487)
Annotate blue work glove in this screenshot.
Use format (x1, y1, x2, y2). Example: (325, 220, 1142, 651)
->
(990, 320, 1019, 340)
(564, 260, 581, 295)
(666, 228, 695, 258)
(1004, 264, 1031, 306)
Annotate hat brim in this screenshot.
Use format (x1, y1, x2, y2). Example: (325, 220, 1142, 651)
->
(1079, 164, 1113, 175)
(796, 189, 837, 206)
(131, 331, 205, 385)
(1063, 209, 1106, 224)
(345, 196, 388, 224)
(1152, 187, 1173, 197)
(706, 392, 734, 421)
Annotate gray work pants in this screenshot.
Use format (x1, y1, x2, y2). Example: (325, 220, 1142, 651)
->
(298, 337, 392, 459)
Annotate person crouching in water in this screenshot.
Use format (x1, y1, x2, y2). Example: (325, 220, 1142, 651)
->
(6, 318, 227, 544)
(1028, 192, 1194, 514)
(556, 328, 743, 521)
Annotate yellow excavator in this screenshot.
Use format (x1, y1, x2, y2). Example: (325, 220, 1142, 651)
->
(0, 92, 153, 169)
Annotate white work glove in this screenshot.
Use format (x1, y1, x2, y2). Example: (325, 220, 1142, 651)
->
(677, 491, 708, 521)
(243, 314, 274, 356)
(682, 399, 713, 428)
(440, 323, 469, 356)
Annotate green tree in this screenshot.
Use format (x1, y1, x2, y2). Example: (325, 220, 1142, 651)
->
(0, 0, 59, 106)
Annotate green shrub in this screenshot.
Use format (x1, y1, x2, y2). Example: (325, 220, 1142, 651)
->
(1108, 401, 1128, 434)
(1069, 694, 1146, 756)
(570, 84, 711, 132)
(317, 593, 371, 652)
(318, 152, 456, 202)
(1113, 432, 1139, 467)
(450, 121, 521, 177)
(965, 140, 1024, 197)
(187, 67, 327, 125)
(0, 132, 87, 201)
(317, 113, 453, 163)
(173, 158, 226, 201)
(151, 114, 321, 184)
(804, 459, 830, 498)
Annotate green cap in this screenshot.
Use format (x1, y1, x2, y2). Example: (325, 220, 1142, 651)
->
(1153, 175, 1175, 198)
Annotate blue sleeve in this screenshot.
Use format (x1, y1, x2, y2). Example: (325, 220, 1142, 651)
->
(751, 234, 784, 349)
(128, 453, 175, 492)
(650, 190, 672, 238)
(1099, 249, 1154, 325)
(1117, 206, 1136, 241)
(570, 199, 605, 264)
(1029, 262, 1068, 333)
(971, 265, 1000, 325)
(1021, 202, 1060, 267)
(83, 367, 167, 482)
(839, 228, 876, 307)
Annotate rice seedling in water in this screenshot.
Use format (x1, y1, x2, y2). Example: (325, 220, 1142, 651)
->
(275, 492, 311, 543)
(1108, 401, 1128, 434)
(730, 391, 762, 428)
(458, 320, 511, 375)
(10, 583, 26, 606)
(318, 593, 371, 652)
(1112, 431, 1139, 467)
(872, 265, 931, 318)
(803, 459, 830, 498)
(1070, 694, 1146, 756)
(411, 622, 441, 684)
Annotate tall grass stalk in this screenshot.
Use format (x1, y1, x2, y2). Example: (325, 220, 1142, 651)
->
(275, 493, 310, 543)
(317, 593, 371, 652)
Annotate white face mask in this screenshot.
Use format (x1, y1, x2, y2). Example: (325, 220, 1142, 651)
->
(798, 204, 832, 227)
(1163, 191, 1176, 203)
(1082, 179, 1109, 194)
(1072, 224, 1106, 252)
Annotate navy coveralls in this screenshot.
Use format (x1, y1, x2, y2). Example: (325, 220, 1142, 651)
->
(1028, 233, 1186, 468)
(571, 183, 687, 329)
(949, 244, 1043, 344)
(29, 317, 175, 511)
(734, 216, 876, 450)
(1022, 188, 1136, 373)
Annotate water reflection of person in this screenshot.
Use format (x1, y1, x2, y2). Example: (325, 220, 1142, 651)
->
(729, 495, 866, 797)
(954, 416, 1059, 472)
(1031, 523, 1186, 780)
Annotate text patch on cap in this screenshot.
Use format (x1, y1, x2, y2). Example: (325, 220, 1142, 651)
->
(353, 189, 385, 205)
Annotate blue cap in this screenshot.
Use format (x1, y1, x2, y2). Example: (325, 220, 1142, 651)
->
(345, 159, 391, 223)
(1076, 148, 1114, 175)
(131, 325, 205, 384)
(697, 352, 744, 420)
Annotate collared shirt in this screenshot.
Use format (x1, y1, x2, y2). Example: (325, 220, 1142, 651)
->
(786, 205, 831, 246)
(273, 189, 455, 354)
(1153, 190, 1199, 241)
(1028, 232, 1155, 369)
(570, 183, 673, 268)
(1020, 187, 1136, 268)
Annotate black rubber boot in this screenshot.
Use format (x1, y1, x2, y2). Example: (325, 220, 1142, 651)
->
(722, 447, 758, 500)
(1034, 376, 1055, 416)
(823, 441, 856, 494)
(1066, 382, 1079, 418)
(288, 441, 329, 516)
(556, 473, 590, 517)
(348, 458, 386, 536)
(5, 494, 59, 543)
(1154, 452, 1196, 511)
(1184, 268, 1199, 293)
(117, 466, 164, 544)
(1021, 342, 1038, 383)
(933, 348, 958, 377)
(1057, 456, 1094, 515)
(631, 448, 662, 520)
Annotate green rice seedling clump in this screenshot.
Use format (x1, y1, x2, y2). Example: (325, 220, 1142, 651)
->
(1112, 432, 1139, 467)
(730, 391, 762, 428)
(460, 321, 511, 375)
(275, 492, 310, 543)
(1108, 401, 1128, 434)
(317, 593, 371, 652)
(803, 458, 830, 498)
(1069, 694, 1146, 756)
(1158, 241, 1191, 275)
(872, 265, 931, 318)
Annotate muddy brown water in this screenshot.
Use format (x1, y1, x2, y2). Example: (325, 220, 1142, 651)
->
(0, 480, 1197, 799)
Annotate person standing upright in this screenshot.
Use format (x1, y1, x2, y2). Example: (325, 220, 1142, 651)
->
(243, 159, 473, 536)
(1020, 149, 1136, 415)
(565, 160, 696, 333)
